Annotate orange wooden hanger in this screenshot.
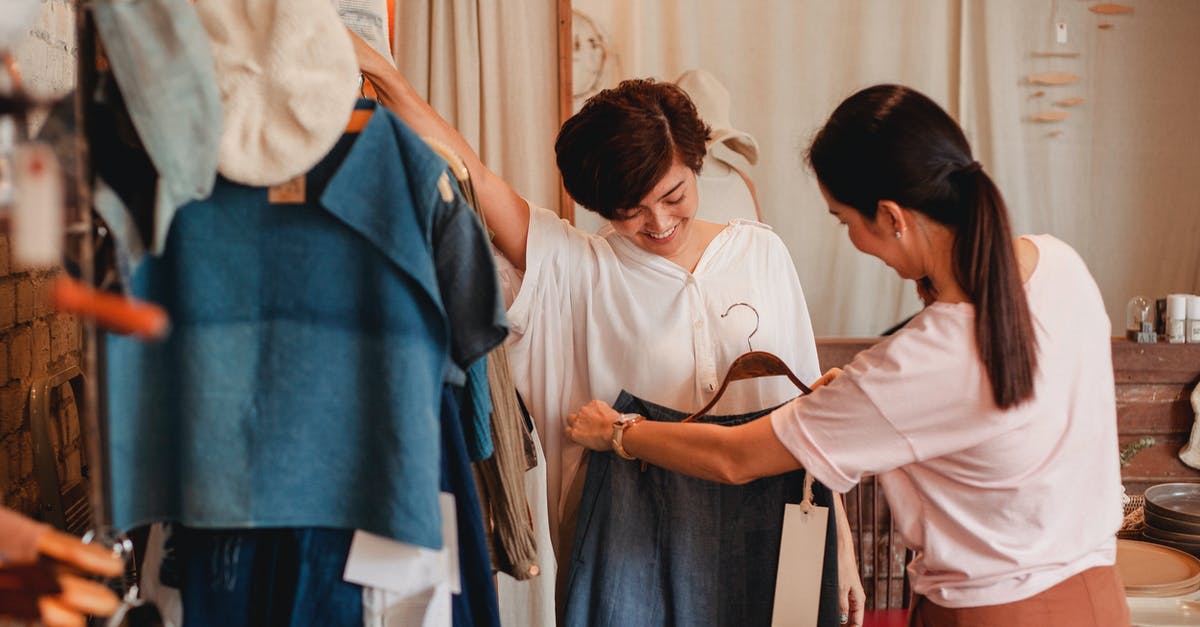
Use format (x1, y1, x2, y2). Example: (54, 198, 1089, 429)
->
(682, 303, 812, 423)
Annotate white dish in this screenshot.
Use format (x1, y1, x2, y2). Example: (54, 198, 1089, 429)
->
(1128, 597, 1200, 626)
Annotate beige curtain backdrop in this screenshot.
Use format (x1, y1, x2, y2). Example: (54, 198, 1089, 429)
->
(572, 0, 1200, 336)
(393, 1, 561, 213)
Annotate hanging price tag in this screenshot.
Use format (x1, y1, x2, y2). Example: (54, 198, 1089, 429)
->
(12, 142, 64, 268)
(772, 474, 828, 627)
(1056, 22, 1068, 44)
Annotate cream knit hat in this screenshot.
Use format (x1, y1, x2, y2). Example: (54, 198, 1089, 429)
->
(194, 0, 360, 186)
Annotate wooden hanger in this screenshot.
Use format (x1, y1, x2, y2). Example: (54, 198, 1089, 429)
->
(344, 75, 375, 133)
(681, 303, 812, 424)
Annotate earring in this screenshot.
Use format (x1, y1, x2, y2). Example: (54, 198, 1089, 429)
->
(894, 231, 902, 239)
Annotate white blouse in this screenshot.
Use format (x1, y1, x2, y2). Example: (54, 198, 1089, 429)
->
(500, 205, 821, 552)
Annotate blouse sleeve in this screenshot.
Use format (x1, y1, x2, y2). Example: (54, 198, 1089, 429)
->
(770, 311, 1023, 493)
(505, 205, 594, 337)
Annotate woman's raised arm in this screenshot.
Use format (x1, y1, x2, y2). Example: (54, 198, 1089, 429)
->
(349, 31, 533, 270)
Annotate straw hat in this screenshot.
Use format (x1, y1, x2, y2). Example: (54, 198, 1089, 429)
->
(674, 68, 759, 166)
(195, 0, 360, 186)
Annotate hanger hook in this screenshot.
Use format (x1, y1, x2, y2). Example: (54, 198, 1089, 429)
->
(721, 302, 759, 352)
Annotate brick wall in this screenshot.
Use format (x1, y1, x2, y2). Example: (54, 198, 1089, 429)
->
(2, 0, 81, 519)
(0, 247, 82, 518)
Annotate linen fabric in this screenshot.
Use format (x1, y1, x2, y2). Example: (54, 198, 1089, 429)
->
(563, 391, 840, 627)
(104, 104, 506, 550)
(501, 206, 821, 552)
(771, 234, 1123, 608)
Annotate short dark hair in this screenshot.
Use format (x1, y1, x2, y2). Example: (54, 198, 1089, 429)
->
(808, 84, 1038, 409)
(555, 79, 710, 220)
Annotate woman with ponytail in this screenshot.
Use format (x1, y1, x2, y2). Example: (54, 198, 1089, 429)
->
(567, 85, 1129, 626)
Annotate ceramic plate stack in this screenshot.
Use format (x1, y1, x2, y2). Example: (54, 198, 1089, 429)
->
(1118, 539, 1200, 597)
(1143, 483, 1200, 556)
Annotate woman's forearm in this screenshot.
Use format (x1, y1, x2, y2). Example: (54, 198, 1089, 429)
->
(620, 415, 803, 485)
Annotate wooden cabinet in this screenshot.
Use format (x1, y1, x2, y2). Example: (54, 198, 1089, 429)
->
(1112, 341, 1200, 494)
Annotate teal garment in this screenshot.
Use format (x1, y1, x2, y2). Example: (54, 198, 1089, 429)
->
(459, 356, 495, 462)
(105, 104, 507, 549)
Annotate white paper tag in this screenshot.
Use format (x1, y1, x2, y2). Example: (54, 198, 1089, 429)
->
(771, 503, 829, 627)
(1056, 22, 1068, 44)
(362, 584, 451, 627)
(12, 142, 63, 268)
(344, 493, 460, 597)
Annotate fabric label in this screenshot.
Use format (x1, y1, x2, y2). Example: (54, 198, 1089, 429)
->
(268, 174, 306, 204)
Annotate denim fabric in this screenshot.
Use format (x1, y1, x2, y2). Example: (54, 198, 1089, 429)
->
(91, 0, 221, 253)
(175, 527, 362, 627)
(441, 385, 502, 627)
(458, 357, 495, 462)
(105, 105, 504, 550)
(564, 391, 840, 627)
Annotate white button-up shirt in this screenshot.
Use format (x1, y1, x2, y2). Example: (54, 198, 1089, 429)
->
(500, 205, 821, 552)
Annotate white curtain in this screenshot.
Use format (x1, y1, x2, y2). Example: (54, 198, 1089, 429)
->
(393, 1, 561, 212)
(571, 0, 1200, 336)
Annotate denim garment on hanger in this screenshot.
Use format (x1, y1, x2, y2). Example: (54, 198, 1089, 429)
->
(564, 391, 840, 627)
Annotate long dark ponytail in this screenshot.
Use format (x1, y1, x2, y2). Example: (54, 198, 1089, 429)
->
(807, 85, 1037, 409)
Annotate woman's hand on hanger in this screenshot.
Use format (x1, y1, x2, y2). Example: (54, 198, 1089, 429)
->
(344, 28, 533, 270)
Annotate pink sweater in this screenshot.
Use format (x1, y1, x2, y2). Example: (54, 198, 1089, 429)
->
(772, 234, 1122, 608)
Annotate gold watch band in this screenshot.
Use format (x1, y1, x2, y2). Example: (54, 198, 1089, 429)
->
(611, 414, 644, 460)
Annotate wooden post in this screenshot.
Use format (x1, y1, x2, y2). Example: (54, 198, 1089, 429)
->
(556, 0, 574, 223)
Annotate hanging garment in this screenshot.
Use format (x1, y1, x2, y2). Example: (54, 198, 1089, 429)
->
(441, 385, 503, 627)
(563, 392, 840, 627)
(426, 139, 540, 581)
(91, 0, 221, 253)
(174, 527, 363, 627)
(459, 357, 495, 462)
(104, 103, 507, 550)
(470, 352, 540, 580)
(495, 420, 557, 627)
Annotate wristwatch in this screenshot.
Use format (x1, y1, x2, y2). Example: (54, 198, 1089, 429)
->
(611, 413, 645, 460)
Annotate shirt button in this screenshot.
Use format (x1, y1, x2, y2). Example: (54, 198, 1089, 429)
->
(694, 320, 703, 329)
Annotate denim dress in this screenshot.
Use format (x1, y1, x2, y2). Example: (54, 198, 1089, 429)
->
(564, 391, 840, 627)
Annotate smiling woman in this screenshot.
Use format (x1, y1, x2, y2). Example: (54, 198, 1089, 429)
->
(354, 36, 864, 626)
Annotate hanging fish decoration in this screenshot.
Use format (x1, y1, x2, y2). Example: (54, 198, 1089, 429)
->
(1089, 4, 1134, 15)
(1031, 111, 1070, 122)
(1028, 72, 1081, 85)
(1055, 97, 1086, 107)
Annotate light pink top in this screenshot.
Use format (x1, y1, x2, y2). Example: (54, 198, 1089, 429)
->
(772, 234, 1122, 608)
